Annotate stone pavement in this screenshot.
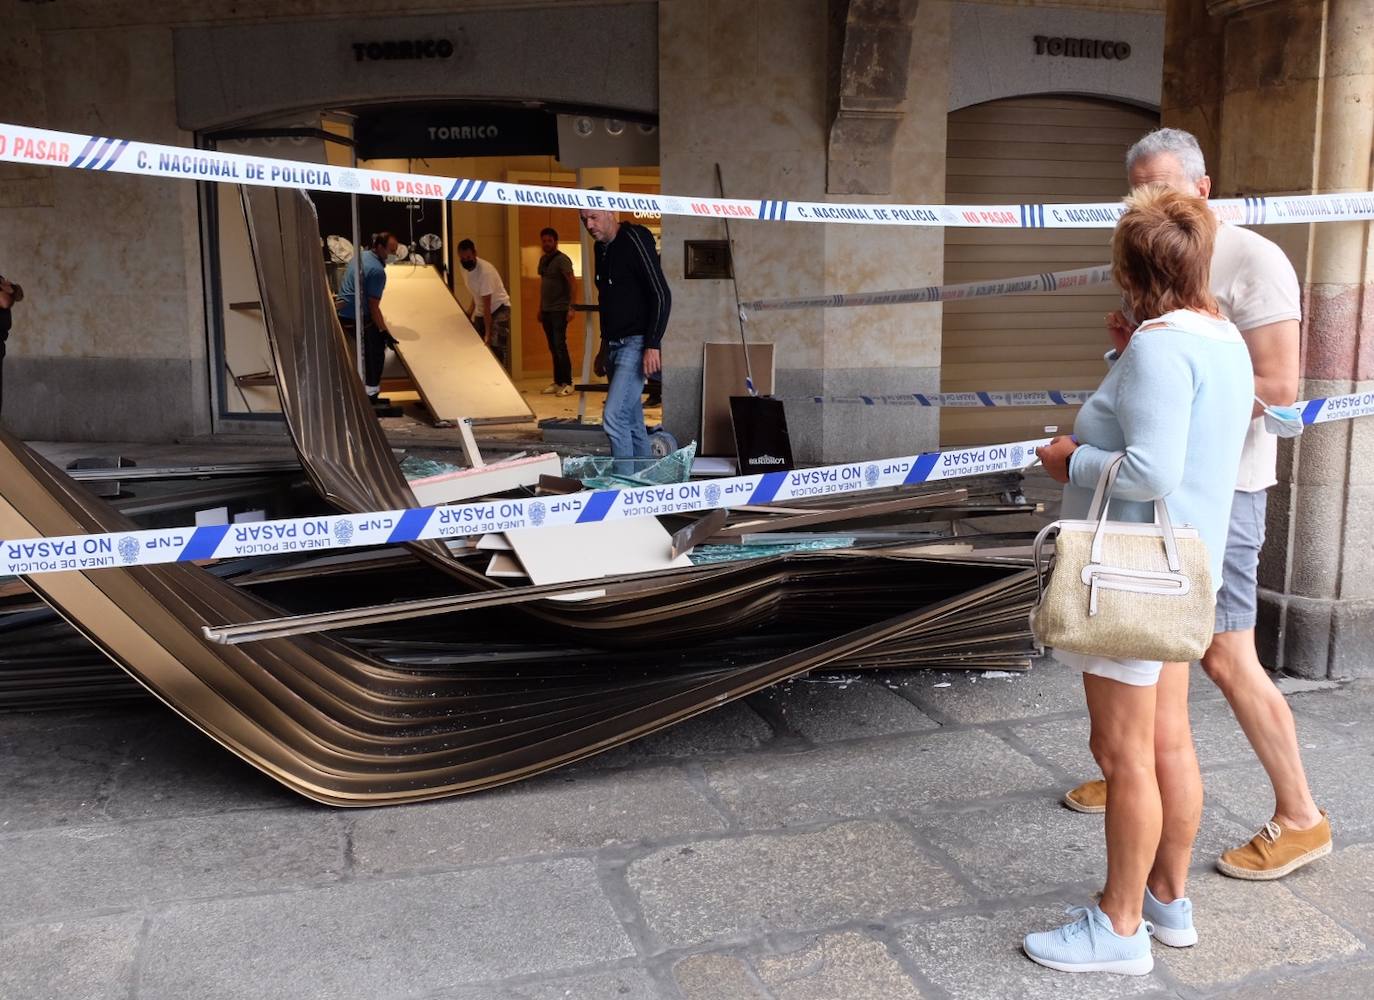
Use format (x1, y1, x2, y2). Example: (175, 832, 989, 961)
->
(2, 666, 1371, 1000)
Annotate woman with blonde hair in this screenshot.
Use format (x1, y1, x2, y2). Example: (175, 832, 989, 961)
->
(1024, 185, 1254, 975)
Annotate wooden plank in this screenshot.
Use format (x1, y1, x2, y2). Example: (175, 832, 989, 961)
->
(407, 453, 562, 506)
(381, 263, 534, 425)
(504, 518, 693, 586)
(712, 489, 968, 543)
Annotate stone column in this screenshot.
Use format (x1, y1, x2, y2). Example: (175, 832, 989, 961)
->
(1169, 0, 1374, 677)
(1262, 0, 1374, 678)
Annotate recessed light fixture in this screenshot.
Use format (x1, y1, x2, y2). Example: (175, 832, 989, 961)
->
(574, 117, 595, 138)
(605, 119, 625, 136)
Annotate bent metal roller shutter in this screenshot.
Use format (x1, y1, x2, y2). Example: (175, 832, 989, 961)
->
(940, 96, 1159, 447)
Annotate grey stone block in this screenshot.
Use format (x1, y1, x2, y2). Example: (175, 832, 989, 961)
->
(1286, 842, 1374, 941)
(673, 954, 769, 1000)
(138, 860, 634, 1000)
(1210, 962, 1374, 1000)
(1281, 596, 1336, 680)
(1154, 872, 1362, 988)
(896, 902, 1167, 1000)
(4, 355, 207, 442)
(104, 715, 297, 821)
(0, 810, 344, 920)
(753, 675, 939, 743)
(704, 729, 1054, 829)
(439, 967, 667, 1000)
(820, 366, 941, 462)
(1332, 597, 1374, 678)
(754, 930, 926, 1000)
(916, 797, 1253, 898)
(897, 664, 1089, 724)
(1284, 484, 1359, 601)
(627, 820, 969, 949)
(1204, 743, 1374, 836)
(0, 913, 142, 1000)
(352, 765, 725, 874)
(582, 702, 775, 769)
(0, 710, 138, 834)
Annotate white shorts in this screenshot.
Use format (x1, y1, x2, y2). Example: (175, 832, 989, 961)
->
(1054, 649, 1163, 687)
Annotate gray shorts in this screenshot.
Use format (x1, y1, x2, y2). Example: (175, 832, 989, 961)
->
(1215, 489, 1267, 634)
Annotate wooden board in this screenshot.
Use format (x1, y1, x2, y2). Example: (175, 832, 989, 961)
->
(701, 342, 775, 455)
(504, 518, 693, 586)
(382, 263, 534, 425)
(408, 453, 562, 506)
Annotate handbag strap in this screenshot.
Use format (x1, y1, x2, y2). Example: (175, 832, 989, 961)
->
(1088, 453, 1183, 572)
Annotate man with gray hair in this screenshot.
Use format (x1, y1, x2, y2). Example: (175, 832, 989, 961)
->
(1061, 128, 1331, 883)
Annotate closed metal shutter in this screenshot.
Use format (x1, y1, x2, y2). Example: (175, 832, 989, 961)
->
(941, 96, 1159, 447)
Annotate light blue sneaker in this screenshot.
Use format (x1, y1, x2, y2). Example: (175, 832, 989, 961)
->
(1023, 904, 1154, 975)
(1144, 887, 1197, 947)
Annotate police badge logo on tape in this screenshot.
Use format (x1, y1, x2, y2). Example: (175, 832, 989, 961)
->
(1010, 445, 1025, 467)
(705, 483, 722, 507)
(528, 501, 547, 527)
(864, 464, 880, 488)
(338, 171, 362, 192)
(334, 520, 355, 546)
(118, 536, 140, 564)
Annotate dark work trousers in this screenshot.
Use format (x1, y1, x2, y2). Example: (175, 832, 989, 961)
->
(540, 309, 573, 386)
(0, 343, 5, 417)
(354, 315, 386, 391)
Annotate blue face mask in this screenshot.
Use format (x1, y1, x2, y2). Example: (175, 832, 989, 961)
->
(1256, 396, 1305, 438)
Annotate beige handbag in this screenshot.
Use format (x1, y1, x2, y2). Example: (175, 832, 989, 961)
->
(1031, 454, 1215, 663)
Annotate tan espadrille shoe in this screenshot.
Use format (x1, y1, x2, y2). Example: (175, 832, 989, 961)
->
(1217, 811, 1332, 880)
(1062, 779, 1107, 814)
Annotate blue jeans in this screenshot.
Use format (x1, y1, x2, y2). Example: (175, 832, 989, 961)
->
(603, 335, 650, 470)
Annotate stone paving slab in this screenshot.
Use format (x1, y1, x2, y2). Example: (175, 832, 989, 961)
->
(351, 765, 726, 874)
(1202, 743, 1374, 836)
(1154, 872, 1364, 988)
(103, 716, 297, 821)
(626, 820, 970, 949)
(1210, 960, 1374, 999)
(0, 811, 344, 921)
(137, 860, 634, 1000)
(895, 902, 1170, 1000)
(752, 675, 939, 744)
(436, 966, 667, 1000)
(915, 797, 1254, 898)
(0, 710, 138, 833)
(891, 665, 1089, 724)
(673, 953, 769, 1000)
(1286, 842, 1374, 941)
(704, 728, 1054, 829)
(0, 913, 143, 1000)
(753, 931, 926, 1000)
(1287, 681, 1374, 745)
(577, 701, 776, 769)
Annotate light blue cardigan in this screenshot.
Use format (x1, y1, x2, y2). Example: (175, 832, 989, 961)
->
(1065, 310, 1255, 587)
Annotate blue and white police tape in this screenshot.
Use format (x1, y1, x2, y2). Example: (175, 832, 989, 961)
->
(810, 391, 1097, 407)
(4, 122, 1374, 230)
(740, 266, 1113, 312)
(0, 436, 1052, 576)
(1301, 389, 1374, 425)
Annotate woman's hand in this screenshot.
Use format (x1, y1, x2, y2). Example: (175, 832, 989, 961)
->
(1035, 435, 1078, 484)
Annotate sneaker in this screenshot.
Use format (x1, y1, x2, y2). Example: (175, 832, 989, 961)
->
(1063, 779, 1107, 814)
(541, 382, 560, 395)
(1023, 904, 1154, 975)
(556, 384, 575, 397)
(1217, 811, 1332, 880)
(1143, 887, 1197, 948)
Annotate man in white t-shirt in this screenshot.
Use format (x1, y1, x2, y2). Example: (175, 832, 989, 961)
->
(457, 239, 513, 370)
(1062, 128, 1331, 882)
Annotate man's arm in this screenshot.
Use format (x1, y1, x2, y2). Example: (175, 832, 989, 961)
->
(1245, 319, 1300, 415)
(625, 227, 670, 375)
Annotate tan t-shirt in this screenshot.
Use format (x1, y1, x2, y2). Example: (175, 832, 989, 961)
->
(1210, 224, 1302, 493)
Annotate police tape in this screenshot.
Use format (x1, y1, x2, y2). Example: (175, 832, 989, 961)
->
(809, 391, 1096, 407)
(741, 266, 1113, 312)
(1, 436, 1053, 576)
(5, 388, 1373, 576)
(4, 122, 1374, 230)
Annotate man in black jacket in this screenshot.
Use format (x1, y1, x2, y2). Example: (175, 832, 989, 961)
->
(579, 206, 671, 468)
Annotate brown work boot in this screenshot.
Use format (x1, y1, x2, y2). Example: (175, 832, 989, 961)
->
(1062, 779, 1107, 814)
(1217, 811, 1332, 880)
